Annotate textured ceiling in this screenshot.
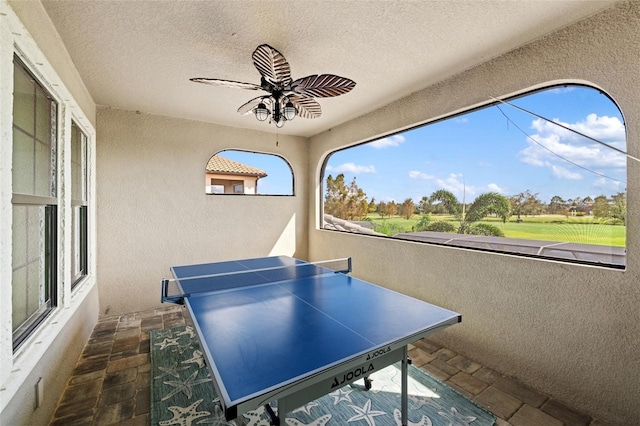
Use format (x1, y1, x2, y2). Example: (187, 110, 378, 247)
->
(40, 0, 619, 137)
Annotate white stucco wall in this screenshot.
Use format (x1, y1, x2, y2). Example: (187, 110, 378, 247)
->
(0, 1, 98, 424)
(7, 0, 96, 128)
(96, 108, 309, 316)
(308, 2, 639, 425)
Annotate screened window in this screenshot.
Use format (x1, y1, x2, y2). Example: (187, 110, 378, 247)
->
(205, 150, 294, 195)
(71, 121, 88, 287)
(12, 56, 58, 349)
(322, 85, 627, 268)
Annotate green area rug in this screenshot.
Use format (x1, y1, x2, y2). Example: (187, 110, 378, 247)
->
(151, 326, 495, 425)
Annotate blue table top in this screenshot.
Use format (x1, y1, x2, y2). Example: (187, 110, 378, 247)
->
(172, 256, 461, 411)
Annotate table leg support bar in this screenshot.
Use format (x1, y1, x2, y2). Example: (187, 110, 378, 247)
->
(401, 346, 412, 426)
(265, 403, 279, 426)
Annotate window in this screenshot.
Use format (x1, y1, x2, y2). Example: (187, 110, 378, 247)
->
(12, 56, 58, 349)
(205, 150, 294, 195)
(71, 121, 88, 287)
(207, 184, 225, 194)
(322, 85, 627, 268)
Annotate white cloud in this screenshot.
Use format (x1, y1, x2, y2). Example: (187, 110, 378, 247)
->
(434, 173, 477, 199)
(408, 170, 434, 180)
(326, 163, 376, 174)
(551, 165, 582, 180)
(486, 183, 505, 194)
(369, 135, 406, 149)
(592, 176, 625, 193)
(520, 114, 626, 177)
(530, 114, 625, 146)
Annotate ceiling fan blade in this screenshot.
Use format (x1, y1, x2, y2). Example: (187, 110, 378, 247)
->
(287, 94, 322, 119)
(291, 74, 356, 98)
(190, 78, 261, 90)
(237, 96, 270, 115)
(252, 44, 292, 86)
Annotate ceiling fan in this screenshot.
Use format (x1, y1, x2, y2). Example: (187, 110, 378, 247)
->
(190, 44, 356, 128)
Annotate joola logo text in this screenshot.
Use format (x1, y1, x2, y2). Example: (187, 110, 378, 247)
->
(366, 346, 391, 360)
(331, 364, 374, 388)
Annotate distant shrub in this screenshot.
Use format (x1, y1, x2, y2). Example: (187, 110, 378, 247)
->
(424, 221, 457, 233)
(413, 214, 431, 232)
(467, 223, 505, 237)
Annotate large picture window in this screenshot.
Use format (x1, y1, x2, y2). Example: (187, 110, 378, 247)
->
(12, 56, 59, 349)
(71, 121, 88, 287)
(322, 85, 627, 268)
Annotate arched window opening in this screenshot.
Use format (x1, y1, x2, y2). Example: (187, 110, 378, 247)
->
(206, 150, 294, 196)
(322, 85, 627, 268)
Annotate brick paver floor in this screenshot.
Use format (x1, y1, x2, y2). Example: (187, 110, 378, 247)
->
(49, 306, 610, 425)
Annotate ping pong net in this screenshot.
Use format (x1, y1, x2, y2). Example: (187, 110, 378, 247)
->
(161, 257, 351, 304)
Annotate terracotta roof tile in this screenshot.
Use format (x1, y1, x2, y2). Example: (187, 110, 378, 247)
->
(205, 155, 267, 177)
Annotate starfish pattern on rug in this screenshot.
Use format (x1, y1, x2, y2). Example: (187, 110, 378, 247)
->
(241, 406, 266, 426)
(409, 394, 441, 411)
(329, 387, 354, 405)
(292, 401, 319, 415)
(154, 362, 191, 380)
(182, 349, 206, 368)
(194, 403, 234, 425)
(177, 326, 196, 339)
(155, 337, 181, 350)
(347, 399, 387, 426)
(151, 327, 496, 426)
(171, 342, 196, 355)
(159, 399, 211, 426)
(285, 414, 332, 426)
(437, 406, 477, 425)
(393, 409, 433, 426)
(162, 370, 213, 401)
(155, 329, 176, 339)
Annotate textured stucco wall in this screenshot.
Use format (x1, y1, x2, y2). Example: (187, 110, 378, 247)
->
(96, 108, 309, 316)
(7, 0, 96, 127)
(308, 2, 639, 425)
(0, 2, 98, 425)
(1, 285, 99, 426)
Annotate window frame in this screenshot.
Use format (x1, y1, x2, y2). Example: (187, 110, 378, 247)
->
(11, 55, 59, 350)
(70, 121, 89, 288)
(205, 149, 296, 196)
(320, 84, 626, 270)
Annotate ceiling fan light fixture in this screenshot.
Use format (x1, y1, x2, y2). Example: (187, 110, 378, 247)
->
(283, 101, 297, 121)
(191, 44, 355, 129)
(255, 103, 269, 121)
(274, 112, 285, 128)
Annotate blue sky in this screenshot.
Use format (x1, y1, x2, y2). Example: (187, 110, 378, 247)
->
(217, 149, 295, 195)
(326, 86, 626, 204)
(219, 86, 627, 203)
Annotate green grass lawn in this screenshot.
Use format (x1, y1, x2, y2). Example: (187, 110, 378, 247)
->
(365, 213, 626, 247)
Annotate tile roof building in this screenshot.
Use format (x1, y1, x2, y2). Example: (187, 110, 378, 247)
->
(206, 155, 267, 177)
(205, 155, 267, 194)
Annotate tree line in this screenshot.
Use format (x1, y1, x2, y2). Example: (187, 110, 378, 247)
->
(324, 173, 627, 236)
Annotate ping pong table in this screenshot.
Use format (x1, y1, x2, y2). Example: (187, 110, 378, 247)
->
(161, 256, 461, 425)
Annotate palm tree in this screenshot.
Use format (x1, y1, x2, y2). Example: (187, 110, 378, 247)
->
(428, 190, 510, 236)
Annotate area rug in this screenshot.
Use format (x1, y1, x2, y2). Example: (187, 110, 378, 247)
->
(151, 326, 495, 425)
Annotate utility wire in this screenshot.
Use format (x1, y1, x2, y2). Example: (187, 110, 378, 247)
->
(490, 96, 639, 163)
(494, 105, 625, 184)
